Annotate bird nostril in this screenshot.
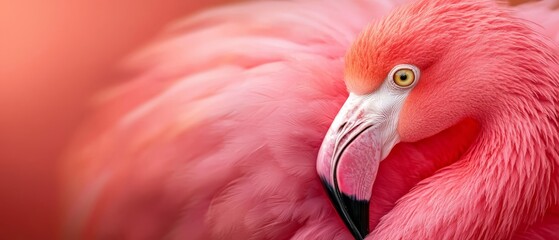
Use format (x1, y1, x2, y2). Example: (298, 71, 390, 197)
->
(338, 122, 347, 133)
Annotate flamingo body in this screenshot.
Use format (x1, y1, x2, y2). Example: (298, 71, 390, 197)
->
(62, 0, 559, 239)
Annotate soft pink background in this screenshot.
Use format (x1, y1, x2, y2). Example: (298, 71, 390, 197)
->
(0, 1, 237, 238)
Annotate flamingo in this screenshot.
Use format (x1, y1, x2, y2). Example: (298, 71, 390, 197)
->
(61, 0, 559, 239)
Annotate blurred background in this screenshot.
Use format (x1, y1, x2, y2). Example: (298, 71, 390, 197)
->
(0, 0, 539, 239)
(0, 1, 240, 239)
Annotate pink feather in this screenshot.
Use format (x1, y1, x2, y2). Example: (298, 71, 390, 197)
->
(61, 0, 559, 239)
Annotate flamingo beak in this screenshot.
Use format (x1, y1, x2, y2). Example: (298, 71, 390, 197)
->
(317, 93, 400, 240)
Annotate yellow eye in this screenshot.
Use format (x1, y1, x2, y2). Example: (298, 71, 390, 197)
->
(393, 68, 415, 87)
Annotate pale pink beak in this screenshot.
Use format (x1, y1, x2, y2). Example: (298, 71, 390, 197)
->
(317, 96, 384, 240)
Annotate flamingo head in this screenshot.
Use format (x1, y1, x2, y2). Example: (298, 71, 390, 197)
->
(316, 0, 533, 238)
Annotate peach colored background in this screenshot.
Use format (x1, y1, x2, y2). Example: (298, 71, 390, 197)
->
(0, 1, 237, 238)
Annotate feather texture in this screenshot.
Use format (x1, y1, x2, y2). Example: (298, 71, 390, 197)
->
(61, 0, 559, 239)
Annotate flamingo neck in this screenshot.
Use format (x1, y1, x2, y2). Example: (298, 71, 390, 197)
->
(467, 37, 559, 231)
(371, 99, 559, 239)
(458, 90, 559, 237)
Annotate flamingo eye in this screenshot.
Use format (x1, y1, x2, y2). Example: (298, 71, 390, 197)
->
(392, 68, 415, 87)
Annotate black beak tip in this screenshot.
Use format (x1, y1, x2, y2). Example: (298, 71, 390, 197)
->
(320, 177, 370, 240)
(341, 193, 370, 239)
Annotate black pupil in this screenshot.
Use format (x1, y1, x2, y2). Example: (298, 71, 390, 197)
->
(399, 73, 408, 81)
